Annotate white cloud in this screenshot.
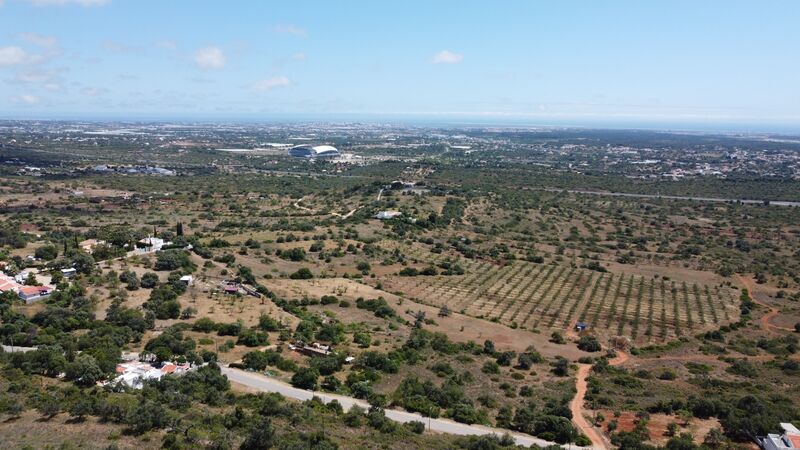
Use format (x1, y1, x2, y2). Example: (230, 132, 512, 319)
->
(10, 68, 64, 91)
(252, 76, 290, 91)
(272, 24, 307, 37)
(19, 32, 57, 48)
(13, 70, 50, 84)
(12, 94, 40, 105)
(431, 50, 463, 64)
(28, 0, 109, 6)
(194, 46, 225, 70)
(292, 52, 306, 61)
(0, 46, 41, 66)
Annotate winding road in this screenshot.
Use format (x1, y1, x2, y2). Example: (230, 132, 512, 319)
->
(221, 366, 588, 449)
(570, 351, 629, 450)
(737, 274, 794, 334)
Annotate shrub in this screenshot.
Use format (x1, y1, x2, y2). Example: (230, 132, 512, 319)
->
(290, 268, 313, 280)
(405, 420, 425, 434)
(577, 336, 602, 352)
(291, 367, 320, 390)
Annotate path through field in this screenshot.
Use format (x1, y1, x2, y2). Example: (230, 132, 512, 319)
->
(737, 274, 794, 334)
(571, 351, 629, 450)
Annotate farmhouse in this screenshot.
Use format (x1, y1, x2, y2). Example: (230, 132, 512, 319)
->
(18, 285, 53, 303)
(111, 360, 192, 389)
(138, 236, 167, 252)
(761, 423, 800, 450)
(0, 273, 23, 293)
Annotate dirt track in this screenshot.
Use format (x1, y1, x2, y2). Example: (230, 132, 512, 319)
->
(571, 351, 629, 450)
(737, 274, 794, 333)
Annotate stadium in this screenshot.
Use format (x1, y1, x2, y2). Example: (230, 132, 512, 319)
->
(288, 144, 340, 159)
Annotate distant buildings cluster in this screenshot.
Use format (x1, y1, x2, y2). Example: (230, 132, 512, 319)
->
(89, 164, 176, 176)
(288, 144, 340, 159)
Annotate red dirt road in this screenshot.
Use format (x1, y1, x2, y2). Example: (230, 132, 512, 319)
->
(571, 351, 629, 449)
(737, 274, 794, 334)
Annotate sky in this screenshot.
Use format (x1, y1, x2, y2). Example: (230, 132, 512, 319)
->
(0, 0, 799, 130)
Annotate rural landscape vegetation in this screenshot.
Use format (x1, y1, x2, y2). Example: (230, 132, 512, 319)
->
(2, 1, 800, 450)
(0, 122, 799, 450)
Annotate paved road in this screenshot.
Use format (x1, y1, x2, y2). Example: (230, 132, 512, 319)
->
(222, 367, 586, 449)
(540, 188, 800, 207)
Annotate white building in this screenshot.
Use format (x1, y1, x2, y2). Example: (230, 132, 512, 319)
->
(375, 210, 402, 220)
(136, 236, 171, 254)
(111, 361, 192, 389)
(288, 144, 340, 159)
(762, 423, 800, 450)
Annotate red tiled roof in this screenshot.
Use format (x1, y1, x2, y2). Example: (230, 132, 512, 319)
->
(787, 435, 800, 449)
(161, 364, 177, 373)
(0, 275, 22, 292)
(19, 285, 52, 296)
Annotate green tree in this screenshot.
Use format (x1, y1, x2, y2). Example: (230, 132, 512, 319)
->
(65, 354, 104, 387)
(35, 245, 58, 261)
(240, 418, 275, 450)
(289, 268, 313, 280)
(140, 272, 160, 289)
(291, 367, 320, 390)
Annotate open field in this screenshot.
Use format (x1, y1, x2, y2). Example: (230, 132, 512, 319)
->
(378, 244, 740, 344)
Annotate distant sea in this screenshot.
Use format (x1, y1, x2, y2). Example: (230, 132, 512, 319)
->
(3, 112, 799, 135)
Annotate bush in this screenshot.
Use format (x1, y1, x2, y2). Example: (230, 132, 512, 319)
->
(35, 245, 58, 261)
(405, 420, 425, 434)
(154, 250, 194, 271)
(291, 367, 320, 390)
(237, 329, 269, 347)
(144, 285, 181, 319)
(482, 361, 500, 374)
(550, 331, 566, 344)
(290, 268, 313, 280)
(278, 247, 306, 262)
(140, 272, 159, 288)
(320, 295, 338, 305)
(577, 336, 601, 352)
(242, 351, 269, 371)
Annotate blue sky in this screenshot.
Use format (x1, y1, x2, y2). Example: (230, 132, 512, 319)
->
(0, 0, 798, 129)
